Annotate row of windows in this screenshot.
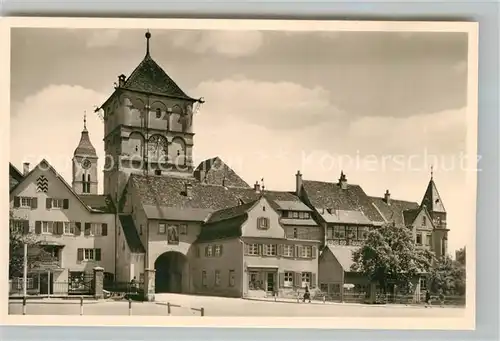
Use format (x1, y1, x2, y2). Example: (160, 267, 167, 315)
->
(326, 226, 370, 240)
(416, 232, 432, 246)
(197, 244, 223, 257)
(201, 270, 236, 288)
(76, 248, 102, 261)
(245, 243, 316, 259)
(13, 196, 70, 210)
(283, 211, 311, 219)
(13, 219, 109, 237)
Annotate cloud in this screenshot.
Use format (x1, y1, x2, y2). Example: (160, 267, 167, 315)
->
(192, 78, 344, 130)
(86, 29, 121, 48)
(10, 85, 108, 192)
(171, 30, 264, 57)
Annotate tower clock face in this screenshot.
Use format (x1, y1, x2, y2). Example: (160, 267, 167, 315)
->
(82, 159, 91, 169)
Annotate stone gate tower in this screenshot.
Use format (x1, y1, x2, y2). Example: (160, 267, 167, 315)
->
(96, 31, 204, 202)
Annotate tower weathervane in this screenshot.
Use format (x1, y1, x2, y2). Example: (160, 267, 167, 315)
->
(430, 165, 434, 179)
(83, 111, 87, 130)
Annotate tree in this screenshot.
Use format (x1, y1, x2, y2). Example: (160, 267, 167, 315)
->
(351, 223, 434, 294)
(9, 210, 51, 279)
(428, 249, 466, 296)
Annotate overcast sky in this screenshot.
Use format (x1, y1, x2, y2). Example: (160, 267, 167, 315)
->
(10, 28, 472, 254)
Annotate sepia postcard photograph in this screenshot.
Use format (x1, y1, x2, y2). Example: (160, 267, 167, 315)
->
(0, 18, 478, 330)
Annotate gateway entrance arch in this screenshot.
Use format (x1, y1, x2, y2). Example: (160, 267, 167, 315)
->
(154, 251, 188, 293)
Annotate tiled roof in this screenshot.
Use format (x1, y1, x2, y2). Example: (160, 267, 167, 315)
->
(194, 157, 250, 188)
(197, 214, 248, 242)
(421, 178, 446, 213)
(130, 174, 251, 211)
(206, 199, 259, 224)
(302, 179, 384, 223)
(9, 163, 24, 192)
(273, 200, 312, 212)
(122, 54, 194, 100)
(118, 215, 146, 253)
(78, 194, 116, 213)
(74, 129, 97, 157)
(403, 209, 420, 226)
(370, 197, 419, 227)
(142, 205, 213, 222)
(326, 245, 359, 272)
(316, 208, 371, 225)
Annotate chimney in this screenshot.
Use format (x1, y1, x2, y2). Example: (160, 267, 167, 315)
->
(295, 170, 303, 196)
(23, 162, 30, 175)
(254, 181, 261, 193)
(338, 171, 348, 190)
(184, 182, 193, 198)
(384, 189, 391, 205)
(118, 74, 126, 87)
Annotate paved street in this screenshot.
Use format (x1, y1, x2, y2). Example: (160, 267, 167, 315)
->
(9, 294, 465, 317)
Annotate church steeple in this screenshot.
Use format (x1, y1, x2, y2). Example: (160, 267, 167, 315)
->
(421, 167, 446, 213)
(74, 112, 97, 158)
(72, 112, 98, 195)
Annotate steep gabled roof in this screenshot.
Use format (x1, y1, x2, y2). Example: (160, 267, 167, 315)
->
(206, 199, 259, 224)
(118, 215, 146, 253)
(9, 163, 24, 191)
(194, 157, 250, 188)
(302, 179, 384, 223)
(402, 205, 435, 228)
(9, 163, 23, 181)
(9, 159, 104, 214)
(197, 214, 248, 243)
(78, 194, 116, 213)
(122, 54, 194, 100)
(421, 178, 446, 213)
(370, 196, 419, 227)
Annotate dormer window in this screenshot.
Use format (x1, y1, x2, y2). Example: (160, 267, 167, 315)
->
(422, 216, 427, 226)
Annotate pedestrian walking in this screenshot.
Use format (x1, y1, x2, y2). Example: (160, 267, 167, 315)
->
(303, 285, 311, 303)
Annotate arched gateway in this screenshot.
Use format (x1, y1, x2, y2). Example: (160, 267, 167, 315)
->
(154, 251, 188, 293)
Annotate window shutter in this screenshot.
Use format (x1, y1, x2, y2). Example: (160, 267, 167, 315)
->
(279, 272, 285, 288)
(22, 220, 30, 235)
(77, 248, 83, 261)
(95, 248, 102, 261)
(75, 222, 81, 235)
(204, 246, 208, 257)
(13, 196, 20, 208)
(31, 198, 38, 209)
(63, 199, 69, 209)
(52, 222, 58, 235)
(219, 245, 223, 256)
(312, 246, 317, 259)
(294, 272, 301, 288)
(46, 198, 52, 209)
(244, 243, 249, 255)
(84, 223, 91, 236)
(258, 244, 263, 256)
(277, 244, 283, 257)
(311, 273, 316, 289)
(35, 221, 41, 234)
(294, 245, 301, 258)
(102, 223, 108, 236)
